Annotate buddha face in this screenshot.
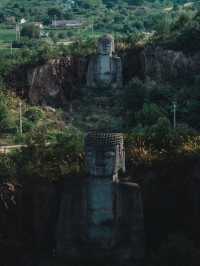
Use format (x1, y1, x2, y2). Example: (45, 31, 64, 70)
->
(86, 146, 118, 178)
(97, 36, 114, 56)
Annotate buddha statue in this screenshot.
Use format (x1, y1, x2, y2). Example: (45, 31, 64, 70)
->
(85, 132, 125, 181)
(56, 132, 145, 265)
(85, 132, 125, 247)
(87, 35, 122, 88)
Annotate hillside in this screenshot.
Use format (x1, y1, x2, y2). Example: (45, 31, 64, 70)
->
(0, 91, 68, 146)
(0, 0, 199, 143)
(1, 1, 200, 266)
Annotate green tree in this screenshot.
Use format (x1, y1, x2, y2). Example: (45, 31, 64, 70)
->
(135, 103, 166, 127)
(24, 107, 43, 123)
(47, 7, 62, 19)
(21, 23, 40, 39)
(0, 97, 12, 132)
(147, 116, 172, 151)
(77, 0, 103, 8)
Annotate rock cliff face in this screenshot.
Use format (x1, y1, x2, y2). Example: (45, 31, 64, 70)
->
(6, 46, 200, 108)
(0, 156, 200, 266)
(27, 47, 200, 106)
(144, 46, 200, 82)
(28, 57, 87, 107)
(121, 47, 145, 81)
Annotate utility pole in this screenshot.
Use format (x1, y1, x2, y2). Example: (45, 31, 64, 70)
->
(19, 101, 23, 136)
(16, 23, 20, 41)
(91, 17, 94, 36)
(16, 24, 18, 41)
(53, 15, 57, 28)
(173, 101, 177, 129)
(10, 42, 13, 56)
(19, 25, 21, 41)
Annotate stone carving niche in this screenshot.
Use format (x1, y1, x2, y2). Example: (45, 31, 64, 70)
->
(56, 132, 145, 265)
(87, 35, 123, 88)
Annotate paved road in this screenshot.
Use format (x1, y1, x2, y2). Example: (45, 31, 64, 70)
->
(0, 143, 51, 154)
(0, 145, 26, 154)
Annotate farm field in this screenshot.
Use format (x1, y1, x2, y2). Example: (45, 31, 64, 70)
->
(0, 28, 16, 44)
(0, 25, 101, 47)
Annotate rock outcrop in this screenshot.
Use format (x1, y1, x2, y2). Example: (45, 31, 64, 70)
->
(144, 46, 200, 82)
(28, 57, 87, 107)
(26, 47, 200, 108)
(1, 154, 200, 265)
(5, 45, 200, 109)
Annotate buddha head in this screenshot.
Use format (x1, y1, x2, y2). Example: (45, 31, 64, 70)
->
(97, 34, 115, 56)
(85, 132, 125, 179)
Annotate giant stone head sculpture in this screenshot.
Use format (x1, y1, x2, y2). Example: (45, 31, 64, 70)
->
(85, 132, 125, 180)
(97, 34, 115, 56)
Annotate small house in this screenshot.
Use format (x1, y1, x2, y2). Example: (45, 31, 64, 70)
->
(52, 20, 83, 28)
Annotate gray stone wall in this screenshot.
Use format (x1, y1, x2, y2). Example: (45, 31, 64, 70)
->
(56, 180, 86, 257)
(116, 182, 145, 263)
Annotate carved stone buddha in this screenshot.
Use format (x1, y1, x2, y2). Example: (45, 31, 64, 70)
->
(87, 35, 122, 88)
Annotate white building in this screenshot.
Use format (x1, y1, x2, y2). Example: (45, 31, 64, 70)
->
(20, 18, 27, 24)
(52, 20, 83, 28)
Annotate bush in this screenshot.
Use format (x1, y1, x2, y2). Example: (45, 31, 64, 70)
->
(10, 126, 85, 183)
(57, 32, 65, 39)
(0, 155, 16, 181)
(136, 103, 167, 127)
(0, 96, 13, 133)
(24, 107, 43, 123)
(21, 24, 41, 39)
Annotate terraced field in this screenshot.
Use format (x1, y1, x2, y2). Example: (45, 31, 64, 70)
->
(0, 28, 15, 44)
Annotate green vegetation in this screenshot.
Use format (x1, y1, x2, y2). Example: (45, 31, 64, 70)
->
(0, 28, 15, 44)
(0, 2, 200, 266)
(123, 78, 200, 130)
(0, 0, 198, 64)
(0, 91, 69, 144)
(0, 91, 84, 183)
(0, 0, 199, 152)
(0, 0, 199, 70)
(0, 0, 199, 144)
(0, 127, 85, 184)
(20, 23, 41, 39)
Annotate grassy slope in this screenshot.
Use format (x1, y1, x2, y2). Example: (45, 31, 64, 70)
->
(0, 92, 66, 145)
(0, 29, 15, 44)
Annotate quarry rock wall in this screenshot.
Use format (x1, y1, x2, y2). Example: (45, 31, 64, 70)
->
(0, 157, 199, 258)
(28, 57, 87, 107)
(0, 178, 145, 261)
(1, 141, 200, 262)
(144, 46, 200, 82)
(5, 46, 200, 107)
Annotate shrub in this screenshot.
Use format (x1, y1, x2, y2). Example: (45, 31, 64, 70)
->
(0, 96, 13, 133)
(21, 24, 40, 39)
(24, 107, 43, 123)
